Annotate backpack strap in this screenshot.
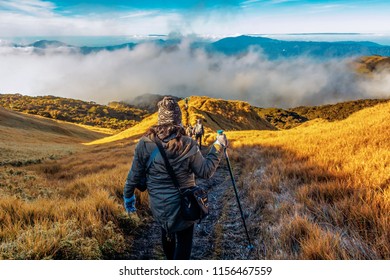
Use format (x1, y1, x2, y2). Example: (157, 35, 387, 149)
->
(146, 146, 159, 172)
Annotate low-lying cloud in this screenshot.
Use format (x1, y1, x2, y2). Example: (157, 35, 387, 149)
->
(0, 40, 389, 108)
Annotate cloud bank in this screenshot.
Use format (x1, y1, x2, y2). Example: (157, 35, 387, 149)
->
(0, 41, 389, 108)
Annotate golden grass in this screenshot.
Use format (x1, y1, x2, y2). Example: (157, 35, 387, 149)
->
(1, 98, 388, 259)
(354, 55, 390, 75)
(224, 101, 390, 259)
(227, 101, 390, 187)
(0, 108, 142, 259)
(87, 114, 157, 145)
(0, 139, 149, 259)
(0, 107, 108, 165)
(184, 96, 275, 131)
(88, 96, 275, 145)
(17, 111, 116, 135)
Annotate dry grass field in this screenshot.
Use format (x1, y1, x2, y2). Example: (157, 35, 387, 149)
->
(0, 98, 388, 259)
(355, 55, 390, 75)
(89, 96, 275, 145)
(0, 139, 153, 259)
(225, 101, 390, 259)
(0, 107, 111, 166)
(0, 107, 134, 259)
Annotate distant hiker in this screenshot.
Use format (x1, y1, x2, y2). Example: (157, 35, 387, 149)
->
(186, 124, 193, 137)
(123, 96, 228, 260)
(193, 119, 204, 149)
(184, 97, 189, 109)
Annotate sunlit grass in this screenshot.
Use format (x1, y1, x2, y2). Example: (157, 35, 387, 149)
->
(1, 98, 388, 259)
(0, 107, 107, 165)
(0, 140, 147, 259)
(224, 101, 390, 259)
(87, 96, 275, 145)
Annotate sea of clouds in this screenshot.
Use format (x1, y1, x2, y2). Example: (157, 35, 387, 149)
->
(0, 39, 389, 108)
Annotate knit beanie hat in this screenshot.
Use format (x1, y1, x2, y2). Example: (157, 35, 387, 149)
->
(157, 96, 182, 125)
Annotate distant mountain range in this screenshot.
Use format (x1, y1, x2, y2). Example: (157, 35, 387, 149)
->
(207, 35, 390, 59)
(5, 35, 390, 59)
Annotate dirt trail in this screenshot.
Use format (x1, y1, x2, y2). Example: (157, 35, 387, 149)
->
(125, 147, 257, 260)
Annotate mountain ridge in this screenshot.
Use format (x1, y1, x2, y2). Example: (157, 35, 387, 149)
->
(2, 93, 389, 133)
(87, 96, 277, 145)
(208, 35, 390, 58)
(0, 94, 148, 131)
(86, 95, 389, 145)
(0, 106, 107, 166)
(6, 35, 390, 59)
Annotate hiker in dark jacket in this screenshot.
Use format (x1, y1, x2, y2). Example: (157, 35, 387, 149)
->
(123, 96, 228, 260)
(185, 124, 193, 137)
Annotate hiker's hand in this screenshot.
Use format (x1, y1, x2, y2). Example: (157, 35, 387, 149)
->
(124, 194, 137, 213)
(216, 133, 228, 148)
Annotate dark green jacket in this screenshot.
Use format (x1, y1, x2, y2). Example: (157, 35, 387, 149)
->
(124, 134, 223, 233)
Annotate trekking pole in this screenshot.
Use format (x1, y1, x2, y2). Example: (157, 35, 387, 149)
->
(217, 130, 254, 250)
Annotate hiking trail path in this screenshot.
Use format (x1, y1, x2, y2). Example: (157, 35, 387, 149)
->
(124, 147, 261, 260)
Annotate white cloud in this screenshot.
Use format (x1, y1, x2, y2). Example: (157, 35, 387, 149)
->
(0, 0, 55, 16)
(242, 0, 263, 5)
(119, 10, 160, 19)
(270, 0, 299, 4)
(305, 4, 346, 14)
(0, 0, 183, 36)
(0, 7, 181, 37)
(0, 41, 389, 107)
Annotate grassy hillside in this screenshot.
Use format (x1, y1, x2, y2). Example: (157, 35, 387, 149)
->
(0, 96, 388, 260)
(0, 107, 138, 259)
(0, 96, 275, 259)
(0, 139, 139, 259)
(254, 98, 389, 130)
(224, 100, 390, 259)
(355, 55, 390, 74)
(0, 94, 148, 131)
(2, 93, 386, 132)
(89, 96, 389, 145)
(89, 96, 276, 145)
(0, 107, 109, 166)
(254, 107, 308, 129)
(184, 96, 275, 131)
(290, 98, 389, 122)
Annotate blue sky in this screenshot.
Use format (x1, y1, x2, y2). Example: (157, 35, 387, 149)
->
(0, 0, 390, 37)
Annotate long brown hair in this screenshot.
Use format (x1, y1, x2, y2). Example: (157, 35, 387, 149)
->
(145, 124, 186, 152)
